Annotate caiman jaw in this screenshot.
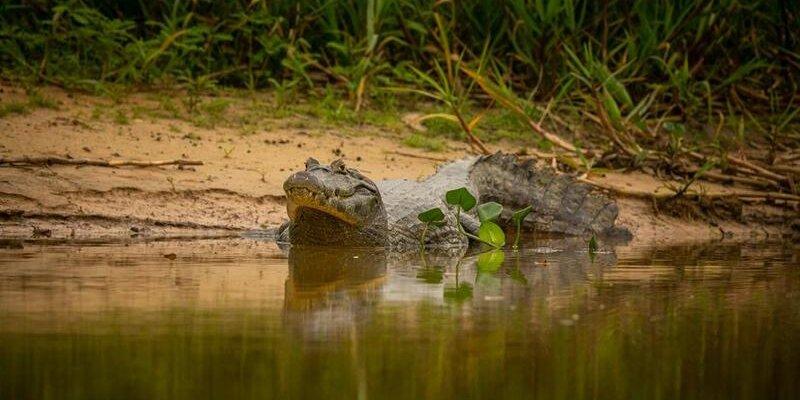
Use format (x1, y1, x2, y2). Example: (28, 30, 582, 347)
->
(281, 158, 389, 247)
(285, 186, 359, 225)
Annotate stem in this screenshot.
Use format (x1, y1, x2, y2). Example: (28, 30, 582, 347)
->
(513, 220, 521, 250)
(454, 206, 500, 248)
(419, 223, 429, 250)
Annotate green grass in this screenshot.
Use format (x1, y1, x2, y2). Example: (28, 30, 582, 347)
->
(0, 101, 28, 118)
(2, 0, 796, 164)
(26, 91, 59, 109)
(403, 133, 446, 152)
(0, 90, 59, 118)
(0, 1, 794, 124)
(113, 109, 130, 125)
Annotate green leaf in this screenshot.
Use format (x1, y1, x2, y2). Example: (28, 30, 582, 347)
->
(693, 161, 715, 179)
(476, 202, 503, 223)
(511, 205, 533, 224)
(418, 207, 445, 223)
(602, 90, 623, 128)
(604, 74, 634, 110)
(477, 250, 505, 274)
(478, 221, 506, 247)
(445, 187, 476, 211)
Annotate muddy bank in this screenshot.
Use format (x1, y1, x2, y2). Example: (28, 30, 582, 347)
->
(0, 85, 796, 246)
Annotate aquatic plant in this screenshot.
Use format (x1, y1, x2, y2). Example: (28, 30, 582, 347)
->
(417, 187, 532, 249)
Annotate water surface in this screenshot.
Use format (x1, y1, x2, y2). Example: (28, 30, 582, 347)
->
(0, 238, 798, 399)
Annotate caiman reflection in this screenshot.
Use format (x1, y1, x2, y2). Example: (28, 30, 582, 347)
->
(1, 239, 798, 399)
(281, 239, 619, 338)
(285, 247, 387, 310)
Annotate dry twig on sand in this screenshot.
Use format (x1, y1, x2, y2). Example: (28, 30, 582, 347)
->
(580, 177, 800, 203)
(385, 151, 449, 162)
(0, 156, 203, 168)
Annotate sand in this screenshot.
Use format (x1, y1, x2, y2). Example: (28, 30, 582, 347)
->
(0, 84, 795, 246)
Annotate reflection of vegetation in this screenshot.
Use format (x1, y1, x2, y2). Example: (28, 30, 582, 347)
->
(443, 282, 473, 303)
(416, 266, 444, 284)
(3, 245, 797, 399)
(476, 250, 504, 274)
(0, 243, 797, 398)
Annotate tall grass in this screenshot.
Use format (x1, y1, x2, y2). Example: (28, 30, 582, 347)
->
(1, 1, 798, 138)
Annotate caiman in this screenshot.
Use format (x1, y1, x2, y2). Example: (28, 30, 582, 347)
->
(277, 152, 628, 248)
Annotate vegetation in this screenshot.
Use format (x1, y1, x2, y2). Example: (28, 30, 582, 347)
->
(1, 0, 798, 202)
(419, 187, 531, 249)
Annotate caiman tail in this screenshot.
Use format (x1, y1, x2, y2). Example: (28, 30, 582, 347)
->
(468, 152, 624, 237)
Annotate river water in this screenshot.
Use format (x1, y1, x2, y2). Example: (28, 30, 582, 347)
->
(0, 238, 798, 399)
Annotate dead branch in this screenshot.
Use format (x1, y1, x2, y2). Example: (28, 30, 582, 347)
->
(581, 177, 800, 203)
(692, 169, 780, 189)
(0, 156, 203, 168)
(688, 152, 788, 184)
(771, 165, 800, 176)
(724, 154, 788, 182)
(385, 151, 449, 162)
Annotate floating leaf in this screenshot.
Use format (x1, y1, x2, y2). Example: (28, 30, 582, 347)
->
(478, 221, 506, 247)
(511, 205, 533, 224)
(477, 250, 505, 273)
(418, 207, 445, 223)
(445, 187, 476, 211)
(476, 202, 503, 223)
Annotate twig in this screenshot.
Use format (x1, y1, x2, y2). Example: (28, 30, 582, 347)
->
(385, 151, 449, 162)
(580, 177, 800, 202)
(724, 154, 788, 182)
(688, 152, 787, 184)
(771, 165, 800, 176)
(453, 112, 491, 155)
(525, 119, 579, 154)
(691, 169, 780, 189)
(774, 153, 800, 164)
(0, 156, 203, 168)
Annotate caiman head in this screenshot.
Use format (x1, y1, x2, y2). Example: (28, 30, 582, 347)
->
(282, 158, 388, 246)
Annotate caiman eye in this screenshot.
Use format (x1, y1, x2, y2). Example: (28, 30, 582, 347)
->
(305, 157, 320, 170)
(331, 158, 347, 174)
(355, 181, 378, 194)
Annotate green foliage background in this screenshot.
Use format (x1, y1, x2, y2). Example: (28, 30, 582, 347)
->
(1, 0, 798, 122)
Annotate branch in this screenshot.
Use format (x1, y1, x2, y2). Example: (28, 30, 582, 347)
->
(0, 156, 203, 168)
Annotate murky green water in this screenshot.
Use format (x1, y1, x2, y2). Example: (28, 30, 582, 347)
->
(0, 238, 798, 399)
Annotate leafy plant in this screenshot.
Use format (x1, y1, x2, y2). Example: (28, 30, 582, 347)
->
(511, 205, 533, 250)
(417, 187, 533, 250)
(417, 207, 446, 248)
(476, 202, 502, 223)
(477, 222, 505, 248)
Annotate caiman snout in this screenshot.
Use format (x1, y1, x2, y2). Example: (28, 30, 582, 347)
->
(284, 171, 327, 196)
(282, 159, 384, 226)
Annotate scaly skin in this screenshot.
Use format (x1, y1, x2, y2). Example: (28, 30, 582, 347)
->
(278, 152, 627, 249)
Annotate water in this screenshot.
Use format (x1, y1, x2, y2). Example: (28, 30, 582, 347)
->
(0, 238, 798, 399)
